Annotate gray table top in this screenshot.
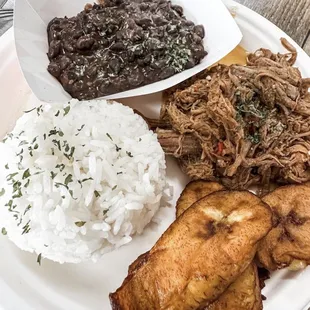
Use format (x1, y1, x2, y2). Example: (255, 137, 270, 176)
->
(0, 0, 13, 37)
(0, 0, 309, 55)
(236, 0, 310, 55)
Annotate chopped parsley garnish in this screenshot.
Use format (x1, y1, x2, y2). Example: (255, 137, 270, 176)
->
(94, 190, 100, 198)
(0, 188, 5, 197)
(1, 227, 7, 235)
(56, 164, 65, 172)
(64, 174, 73, 186)
(64, 106, 70, 116)
(75, 221, 86, 227)
(126, 151, 133, 158)
(24, 107, 36, 113)
(106, 133, 113, 141)
(50, 171, 57, 179)
(23, 205, 32, 215)
(21, 220, 31, 235)
(37, 253, 42, 266)
(24, 179, 30, 188)
(22, 169, 31, 179)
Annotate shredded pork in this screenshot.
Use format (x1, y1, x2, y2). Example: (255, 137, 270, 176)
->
(151, 38, 310, 189)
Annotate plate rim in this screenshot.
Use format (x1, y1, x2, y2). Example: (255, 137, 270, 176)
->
(1, 1, 310, 309)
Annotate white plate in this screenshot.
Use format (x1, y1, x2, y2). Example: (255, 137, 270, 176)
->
(1, 1, 310, 310)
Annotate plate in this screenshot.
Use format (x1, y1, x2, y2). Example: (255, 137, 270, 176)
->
(1, 1, 310, 309)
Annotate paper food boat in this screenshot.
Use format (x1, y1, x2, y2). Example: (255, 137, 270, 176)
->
(14, 0, 242, 102)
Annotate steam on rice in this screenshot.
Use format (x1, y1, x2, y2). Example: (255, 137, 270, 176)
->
(0, 100, 166, 263)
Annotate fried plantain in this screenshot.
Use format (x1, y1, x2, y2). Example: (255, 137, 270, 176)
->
(257, 184, 310, 271)
(176, 181, 225, 217)
(110, 191, 272, 310)
(207, 263, 262, 310)
(176, 182, 263, 310)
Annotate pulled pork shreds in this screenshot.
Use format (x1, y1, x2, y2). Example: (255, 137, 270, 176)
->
(151, 38, 310, 189)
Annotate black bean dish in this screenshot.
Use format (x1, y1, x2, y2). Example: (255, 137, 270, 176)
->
(47, 0, 207, 100)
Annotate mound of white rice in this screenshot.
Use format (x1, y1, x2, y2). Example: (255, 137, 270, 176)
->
(0, 100, 166, 263)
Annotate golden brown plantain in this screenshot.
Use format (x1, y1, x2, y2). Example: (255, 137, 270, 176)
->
(176, 181, 225, 218)
(206, 263, 262, 310)
(258, 184, 310, 271)
(175, 182, 263, 310)
(110, 191, 272, 310)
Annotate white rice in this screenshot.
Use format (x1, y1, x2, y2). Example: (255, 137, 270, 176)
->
(0, 100, 166, 263)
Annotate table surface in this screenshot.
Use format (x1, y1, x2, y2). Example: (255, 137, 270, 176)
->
(235, 0, 310, 55)
(0, 0, 309, 53)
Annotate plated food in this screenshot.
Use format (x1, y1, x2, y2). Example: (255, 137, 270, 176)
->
(3, 0, 310, 308)
(176, 180, 224, 217)
(0, 100, 166, 263)
(110, 190, 272, 309)
(47, 0, 207, 100)
(150, 39, 310, 190)
(176, 181, 263, 310)
(258, 185, 310, 271)
(111, 180, 310, 310)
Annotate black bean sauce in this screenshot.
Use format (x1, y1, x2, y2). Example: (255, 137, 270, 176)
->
(47, 0, 207, 100)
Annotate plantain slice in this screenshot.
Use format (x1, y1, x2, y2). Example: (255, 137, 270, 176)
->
(207, 263, 262, 310)
(258, 184, 310, 271)
(175, 182, 263, 310)
(176, 181, 225, 217)
(110, 191, 272, 310)
(176, 182, 262, 310)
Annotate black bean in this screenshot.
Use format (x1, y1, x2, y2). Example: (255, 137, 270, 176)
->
(63, 41, 75, 52)
(127, 18, 136, 29)
(185, 58, 195, 69)
(127, 51, 135, 62)
(171, 4, 183, 16)
(135, 17, 152, 29)
(109, 58, 121, 75)
(59, 56, 71, 70)
(76, 35, 95, 50)
(151, 59, 166, 69)
(131, 29, 144, 42)
(183, 20, 194, 27)
(194, 25, 205, 38)
(143, 55, 152, 65)
(72, 80, 85, 92)
(147, 38, 165, 51)
(75, 57, 87, 65)
(159, 67, 175, 79)
(101, 38, 109, 47)
(140, 3, 149, 11)
(48, 40, 61, 59)
(73, 30, 84, 39)
(47, 62, 61, 77)
(86, 65, 98, 77)
(137, 58, 145, 66)
(153, 15, 168, 26)
(133, 45, 144, 56)
(47, 17, 60, 33)
(192, 33, 202, 44)
(99, 80, 110, 93)
(166, 24, 178, 34)
(107, 24, 118, 35)
(67, 71, 78, 81)
(192, 46, 208, 60)
(128, 69, 144, 86)
(111, 42, 125, 51)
